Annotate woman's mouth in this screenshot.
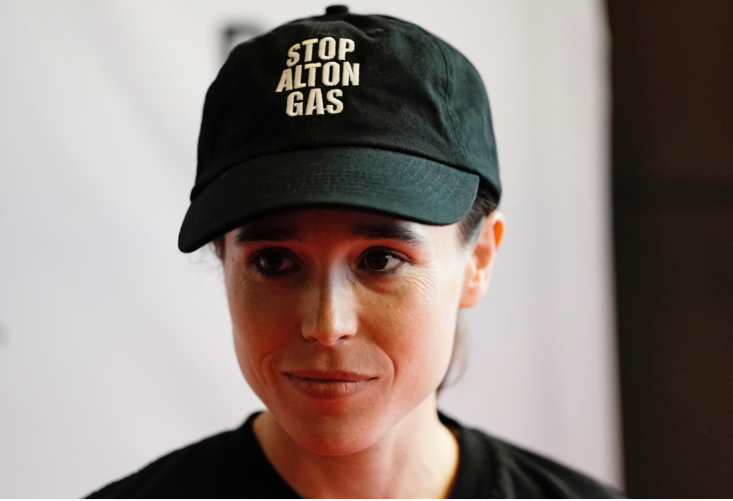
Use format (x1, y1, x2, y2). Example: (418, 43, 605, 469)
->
(283, 370, 376, 400)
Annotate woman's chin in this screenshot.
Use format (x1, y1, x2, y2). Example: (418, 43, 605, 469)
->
(280, 412, 390, 456)
(293, 427, 382, 456)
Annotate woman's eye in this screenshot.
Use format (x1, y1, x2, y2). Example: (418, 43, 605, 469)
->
(360, 250, 404, 273)
(252, 250, 298, 276)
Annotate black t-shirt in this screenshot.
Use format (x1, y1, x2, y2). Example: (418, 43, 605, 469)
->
(87, 412, 623, 498)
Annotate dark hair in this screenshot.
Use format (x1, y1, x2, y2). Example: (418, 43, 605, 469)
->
(457, 180, 499, 246)
(212, 180, 499, 394)
(437, 180, 498, 393)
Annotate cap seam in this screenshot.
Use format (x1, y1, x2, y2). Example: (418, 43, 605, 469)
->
(414, 28, 471, 170)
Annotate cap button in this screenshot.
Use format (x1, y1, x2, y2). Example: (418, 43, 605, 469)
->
(326, 5, 349, 15)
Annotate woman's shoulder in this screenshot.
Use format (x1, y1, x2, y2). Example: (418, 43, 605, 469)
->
(85, 424, 246, 498)
(478, 432, 625, 498)
(85, 413, 298, 499)
(440, 412, 625, 499)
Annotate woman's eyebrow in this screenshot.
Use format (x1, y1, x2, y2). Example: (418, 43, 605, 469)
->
(235, 224, 301, 243)
(350, 222, 426, 246)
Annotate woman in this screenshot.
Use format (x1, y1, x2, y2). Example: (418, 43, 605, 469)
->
(89, 6, 620, 498)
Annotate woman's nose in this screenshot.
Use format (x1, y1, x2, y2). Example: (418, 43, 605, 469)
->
(300, 273, 358, 346)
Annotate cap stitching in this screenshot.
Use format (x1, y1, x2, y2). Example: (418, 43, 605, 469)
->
(190, 140, 483, 201)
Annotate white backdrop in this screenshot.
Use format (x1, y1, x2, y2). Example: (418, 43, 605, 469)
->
(0, 0, 620, 497)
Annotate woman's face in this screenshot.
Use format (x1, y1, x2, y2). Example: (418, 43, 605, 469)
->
(221, 208, 492, 455)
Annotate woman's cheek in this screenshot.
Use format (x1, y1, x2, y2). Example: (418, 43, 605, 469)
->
(228, 265, 296, 329)
(359, 269, 458, 393)
(226, 271, 299, 388)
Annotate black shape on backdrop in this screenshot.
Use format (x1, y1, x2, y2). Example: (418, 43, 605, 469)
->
(221, 23, 263, 63)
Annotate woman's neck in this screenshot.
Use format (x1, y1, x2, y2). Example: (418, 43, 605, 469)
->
(253, 396, 460, 499)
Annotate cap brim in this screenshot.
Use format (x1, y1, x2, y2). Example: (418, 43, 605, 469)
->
(178, 147, 479, 252)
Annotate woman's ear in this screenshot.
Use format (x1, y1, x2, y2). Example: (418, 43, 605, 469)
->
(459, 211, 505, 308)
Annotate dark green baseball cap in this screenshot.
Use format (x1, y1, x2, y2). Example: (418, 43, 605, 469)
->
(178, 5, 500, 253)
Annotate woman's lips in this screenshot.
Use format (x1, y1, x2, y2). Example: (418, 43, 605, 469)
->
(284, 370, 376, 400)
